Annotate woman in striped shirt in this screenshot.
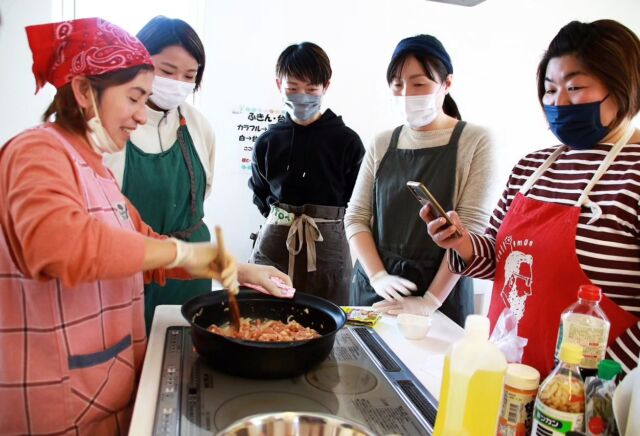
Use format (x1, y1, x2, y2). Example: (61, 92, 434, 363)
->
(422, 19, 640, 376)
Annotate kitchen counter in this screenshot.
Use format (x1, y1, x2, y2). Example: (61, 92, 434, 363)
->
(129, 304, 464, 435)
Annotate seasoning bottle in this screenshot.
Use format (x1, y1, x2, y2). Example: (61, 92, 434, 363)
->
(433, 315, 507, 436)
(585, 359, 622, 436)
(498, 363, 540, 436)
(532, 342, 585, 435)
(554, 284, 610, 379)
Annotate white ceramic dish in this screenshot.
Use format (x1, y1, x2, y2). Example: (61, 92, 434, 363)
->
(397, 313, 432, 340)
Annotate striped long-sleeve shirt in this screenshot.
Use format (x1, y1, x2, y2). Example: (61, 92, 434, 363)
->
(450, 142, 640, 373)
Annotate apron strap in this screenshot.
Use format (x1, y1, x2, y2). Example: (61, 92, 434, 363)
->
(176, 107, 197, 215)
(388, 125, 403, 150)
(519, 146, 565, 194)
(576, 128, 634, 209)
(446, 120, 467, 147)
(168, 219, 204, 241)
(285, 214, 340, 280)
(373, 125, 402, 242)
(520, 127, 635, 224)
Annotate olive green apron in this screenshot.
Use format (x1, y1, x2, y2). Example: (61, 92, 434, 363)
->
(350, 122, 474, 327)
(122, 108, 210, 332)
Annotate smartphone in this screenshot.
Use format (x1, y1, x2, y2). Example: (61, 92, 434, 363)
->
(406, 181, 461, 238)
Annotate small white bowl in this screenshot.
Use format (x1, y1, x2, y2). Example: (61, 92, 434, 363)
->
(397, 313, 432, 340)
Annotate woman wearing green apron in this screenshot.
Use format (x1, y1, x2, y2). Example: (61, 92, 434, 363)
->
(104, 16, 290, 330)
(345, 35, 497, 326)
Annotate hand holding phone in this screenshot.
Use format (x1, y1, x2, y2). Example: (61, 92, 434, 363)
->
(406, 181, 462, 238)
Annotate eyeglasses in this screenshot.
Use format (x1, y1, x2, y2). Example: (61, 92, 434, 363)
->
(510, 271, 532, 288)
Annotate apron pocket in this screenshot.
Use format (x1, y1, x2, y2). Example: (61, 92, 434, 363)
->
(68, 335, 131, 369)
(314, 222, 348, 270)
(251, 224, 291, 269)
(67, 334, 136, 421)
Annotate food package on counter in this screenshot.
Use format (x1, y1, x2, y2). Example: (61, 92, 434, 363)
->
(342, 307, 382, 327)
(584, 359, 622, 436)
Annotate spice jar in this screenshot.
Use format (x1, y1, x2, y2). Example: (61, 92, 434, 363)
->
(498, 363, 540, 436)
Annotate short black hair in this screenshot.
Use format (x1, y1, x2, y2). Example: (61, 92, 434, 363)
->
(275, 42, 332, 87)
(137, 16, 206, 90)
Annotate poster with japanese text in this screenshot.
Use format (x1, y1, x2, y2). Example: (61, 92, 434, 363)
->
(231, 105, 285, 172)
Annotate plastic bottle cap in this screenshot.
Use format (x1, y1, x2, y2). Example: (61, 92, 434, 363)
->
(597, 359, 622, 380)
(505, 363, 540, 391)
(464, 314, 489, 340)
(577, 284, 602, 302)
(559, 342, 583, 364)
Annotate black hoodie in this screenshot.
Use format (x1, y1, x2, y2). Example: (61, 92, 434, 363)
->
(249, 109, 365, 217)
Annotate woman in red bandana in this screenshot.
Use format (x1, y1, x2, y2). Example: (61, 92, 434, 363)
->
(0, 18, 237, 435)
(424, 19, 640, 378)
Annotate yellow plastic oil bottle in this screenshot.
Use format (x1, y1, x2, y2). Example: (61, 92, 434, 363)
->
(434, 314, 507, 436)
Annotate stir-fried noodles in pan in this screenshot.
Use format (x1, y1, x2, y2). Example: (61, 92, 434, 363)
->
(208, 317, 320, 342)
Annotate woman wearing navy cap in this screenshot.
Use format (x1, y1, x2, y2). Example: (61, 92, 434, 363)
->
(345, 34, 497, 326)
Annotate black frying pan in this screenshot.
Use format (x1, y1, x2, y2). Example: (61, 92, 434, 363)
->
(181, 288, 347, 379)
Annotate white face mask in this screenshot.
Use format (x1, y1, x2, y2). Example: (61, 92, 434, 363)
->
(149, 75, 194, 110)
(393, 89, 441, 129)
(86, 89, 120, 155)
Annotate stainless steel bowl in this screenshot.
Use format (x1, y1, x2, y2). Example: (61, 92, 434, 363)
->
(217, 412, 376, 436)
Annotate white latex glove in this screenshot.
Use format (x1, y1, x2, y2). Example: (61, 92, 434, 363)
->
(167, 238, 238, 289)
(370, 271, 417, 302)
(372, 292, 442, 316)
(238, 263, 292, 297)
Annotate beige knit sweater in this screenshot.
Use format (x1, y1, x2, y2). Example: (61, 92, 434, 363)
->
(344, 122, 499, 239)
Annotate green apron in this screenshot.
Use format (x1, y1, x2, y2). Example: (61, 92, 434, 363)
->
(122, 108, 211, 332)
(350, 122, 474, 327)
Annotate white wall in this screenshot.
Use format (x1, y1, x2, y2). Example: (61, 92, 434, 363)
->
(194, 0, 639, 310)
(0, 0, 54, 144)
(1, 0, 639, 298)
(196, 0, 640, 264)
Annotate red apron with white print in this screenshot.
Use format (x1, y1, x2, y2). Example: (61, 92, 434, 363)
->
(0, 126, 146, 435)
(488, 137, 639, 377)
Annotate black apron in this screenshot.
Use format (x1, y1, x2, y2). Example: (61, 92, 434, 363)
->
(122, 108, 210, 332)
(249, 203, 352, 305)
(350, 122, 474, 327)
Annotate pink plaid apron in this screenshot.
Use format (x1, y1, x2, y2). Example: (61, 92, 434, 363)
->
(0, 126, 146, 435)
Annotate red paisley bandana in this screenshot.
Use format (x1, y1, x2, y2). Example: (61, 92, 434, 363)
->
(25, 17, 153, 93)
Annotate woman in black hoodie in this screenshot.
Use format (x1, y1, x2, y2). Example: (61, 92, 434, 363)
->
(248, 42, 365, 305)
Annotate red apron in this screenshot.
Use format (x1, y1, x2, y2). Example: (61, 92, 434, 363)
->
(488, 133, 639, 377)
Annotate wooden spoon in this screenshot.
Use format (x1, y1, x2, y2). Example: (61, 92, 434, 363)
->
(214, 226, 241, 332)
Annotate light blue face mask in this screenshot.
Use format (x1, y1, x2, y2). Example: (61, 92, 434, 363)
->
(283, 93, 322, 121)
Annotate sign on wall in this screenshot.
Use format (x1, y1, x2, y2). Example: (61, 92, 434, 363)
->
(231, 105, 285, 172)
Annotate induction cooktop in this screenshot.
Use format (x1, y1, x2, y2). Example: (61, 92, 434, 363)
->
(153, 325, 438, 435)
